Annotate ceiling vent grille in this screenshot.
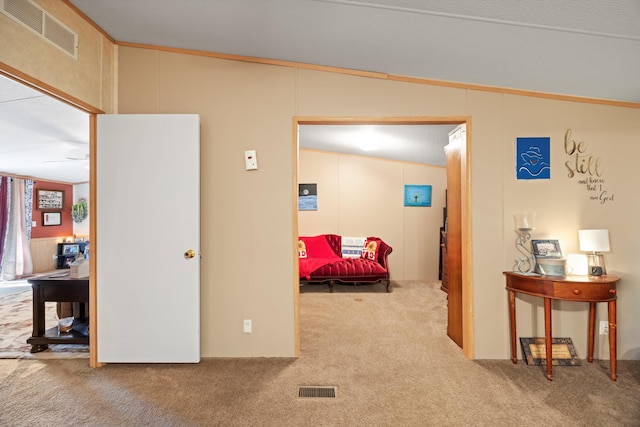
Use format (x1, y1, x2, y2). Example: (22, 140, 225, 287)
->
(2, 0, 78, 59)
(43, 13, 76, 57)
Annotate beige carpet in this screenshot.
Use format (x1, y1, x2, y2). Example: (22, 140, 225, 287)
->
(1, 281, 639, 426)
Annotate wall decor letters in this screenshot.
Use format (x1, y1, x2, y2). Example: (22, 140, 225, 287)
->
(564, 129, 615, 204)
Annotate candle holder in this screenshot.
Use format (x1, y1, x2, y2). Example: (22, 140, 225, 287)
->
(513, 212, 536, 274)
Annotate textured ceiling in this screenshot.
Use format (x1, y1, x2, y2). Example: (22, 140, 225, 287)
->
(70, 0, 640, 103)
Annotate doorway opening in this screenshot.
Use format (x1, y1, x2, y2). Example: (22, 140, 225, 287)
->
(293, 116, 472, 359)
(0, 65, 101, 366)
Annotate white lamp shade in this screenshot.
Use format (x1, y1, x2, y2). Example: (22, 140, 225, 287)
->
(578, 229, 610, 252)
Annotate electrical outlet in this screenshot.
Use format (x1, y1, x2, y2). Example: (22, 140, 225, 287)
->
(599, 321, 609, 335)
(243, 319, 252, 334)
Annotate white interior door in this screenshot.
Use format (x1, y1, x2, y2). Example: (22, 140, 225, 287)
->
(96, 114, 200, 363)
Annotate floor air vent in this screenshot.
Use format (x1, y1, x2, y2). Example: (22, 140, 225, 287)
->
(297, 386, 337, 399)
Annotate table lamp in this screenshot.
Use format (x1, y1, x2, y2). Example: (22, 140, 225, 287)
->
(513, 212, 536, 274)
(578, 229, 610, 275)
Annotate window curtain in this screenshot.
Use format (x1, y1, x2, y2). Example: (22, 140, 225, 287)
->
(1, 178, 33, 281)
(0, 176, 8, 268)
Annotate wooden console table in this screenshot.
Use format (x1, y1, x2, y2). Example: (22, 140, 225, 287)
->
(27, 274, 89, 353)
(503, 272, 619, 381)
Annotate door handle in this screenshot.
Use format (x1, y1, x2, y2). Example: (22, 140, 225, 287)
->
(184, 249, 196, 259)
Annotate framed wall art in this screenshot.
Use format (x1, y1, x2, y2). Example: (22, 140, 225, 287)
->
(42, 211, 61, 226)
(298, 183, 318, 211)
(37, 189, 64, 210)
(516, 137, 550, 180)
(404, 185, 432, 207)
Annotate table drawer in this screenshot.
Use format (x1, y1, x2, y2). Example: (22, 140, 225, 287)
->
(551, 282, 616, 301)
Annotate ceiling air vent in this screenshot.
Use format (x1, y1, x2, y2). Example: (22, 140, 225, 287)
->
(2, 0, 78, 59)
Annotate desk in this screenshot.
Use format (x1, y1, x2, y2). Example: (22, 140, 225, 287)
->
(27, 274, 89, 353)
(504, 272, 618, 381)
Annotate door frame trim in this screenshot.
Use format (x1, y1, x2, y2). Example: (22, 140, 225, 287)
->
(292, 116, 473, 359)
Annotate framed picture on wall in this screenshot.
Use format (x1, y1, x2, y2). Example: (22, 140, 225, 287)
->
(404, 185, 432, 207)
(42, 211, 61, 226)
(298, 183, 318, 211)
(37, 189, 64, 210)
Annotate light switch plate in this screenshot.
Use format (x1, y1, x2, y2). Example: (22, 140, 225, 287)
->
(244, 150, 258, 170)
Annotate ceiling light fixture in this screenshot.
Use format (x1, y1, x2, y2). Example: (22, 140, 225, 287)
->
(356, 128, 381, 151)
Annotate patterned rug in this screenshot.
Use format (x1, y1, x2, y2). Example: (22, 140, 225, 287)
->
(0, 290, 89, 359)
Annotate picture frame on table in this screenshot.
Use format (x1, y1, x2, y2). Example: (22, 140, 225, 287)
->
(62, 244, 80, 255)
(531, 239, 562, 258)
(42, 212, 61, 226)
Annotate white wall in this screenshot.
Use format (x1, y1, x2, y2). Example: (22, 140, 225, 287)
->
(116, 48, 640, 360)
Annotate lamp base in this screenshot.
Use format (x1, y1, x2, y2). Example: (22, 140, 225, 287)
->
(586, 253, 606, 276)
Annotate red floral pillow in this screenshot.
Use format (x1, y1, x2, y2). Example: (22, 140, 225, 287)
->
(361, 238, 381, 261)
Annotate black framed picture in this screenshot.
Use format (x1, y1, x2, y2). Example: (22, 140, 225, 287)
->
(531, 239, 562, 258)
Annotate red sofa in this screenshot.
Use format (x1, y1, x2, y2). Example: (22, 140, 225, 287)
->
(298, 234, 393, 292)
